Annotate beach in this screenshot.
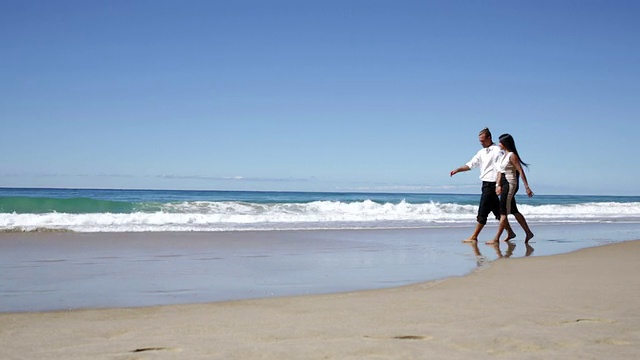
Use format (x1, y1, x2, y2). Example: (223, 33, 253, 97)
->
(4, 0, 640, 357)
(1, 231, 639, 358)
(2, 223, 639, 312)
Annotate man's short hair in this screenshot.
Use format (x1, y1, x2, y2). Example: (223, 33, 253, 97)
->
(479, 127, 492, 139)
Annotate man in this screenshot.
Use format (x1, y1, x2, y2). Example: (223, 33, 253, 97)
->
(450, 127, 515, 242)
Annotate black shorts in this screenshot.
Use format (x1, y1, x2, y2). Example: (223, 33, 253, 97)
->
(477, 181, 500, 225)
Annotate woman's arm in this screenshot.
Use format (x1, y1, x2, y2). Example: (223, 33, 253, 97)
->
(511, 154, 534, 197)
(495, 172, 503, 195)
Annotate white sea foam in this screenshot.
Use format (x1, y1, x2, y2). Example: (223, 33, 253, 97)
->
(2, 201, 640, 232)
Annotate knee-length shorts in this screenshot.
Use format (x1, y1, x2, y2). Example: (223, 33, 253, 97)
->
(477, 181, 501, 225)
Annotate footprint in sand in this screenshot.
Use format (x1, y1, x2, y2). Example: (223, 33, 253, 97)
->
(561, 318, 616, 324)
(131, 347, 182, 353)
(364, 335, 433, 341)
(393, 335, 430, 340)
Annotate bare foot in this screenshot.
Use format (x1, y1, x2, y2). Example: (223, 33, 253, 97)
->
(485, 238, 499, 245)
(462, 237, 478, 243)
(504, 232, 516, 241)
(525, 232, 535, 243)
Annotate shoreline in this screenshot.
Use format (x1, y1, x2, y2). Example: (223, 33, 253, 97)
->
(2, 239, 639, 358)
(2, 223, 640, 313)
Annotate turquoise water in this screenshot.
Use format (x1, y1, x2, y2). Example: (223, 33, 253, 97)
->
(1, 187, 640, 232)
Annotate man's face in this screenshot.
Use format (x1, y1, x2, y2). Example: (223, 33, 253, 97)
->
(479, 134, 491, 148)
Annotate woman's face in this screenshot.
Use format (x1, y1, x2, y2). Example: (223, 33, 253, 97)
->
(499, 141, 506, 150)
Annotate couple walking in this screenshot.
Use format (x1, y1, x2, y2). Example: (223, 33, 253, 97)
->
(450, 127, 534, 244)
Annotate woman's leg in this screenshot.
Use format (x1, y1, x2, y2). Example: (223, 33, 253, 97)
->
(513, 213, 534, 242)
(500, 179, 517, 242)
(510, 179, 534, 242)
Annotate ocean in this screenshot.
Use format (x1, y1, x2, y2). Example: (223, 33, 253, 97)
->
(3, 187, 640, 312)
(2, 187, 640, 232)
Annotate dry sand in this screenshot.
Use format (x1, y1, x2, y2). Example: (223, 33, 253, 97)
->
(1, 240, 639, 359)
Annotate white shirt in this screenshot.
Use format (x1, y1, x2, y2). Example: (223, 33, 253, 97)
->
(465, 144, 503, 182)
(498, 152, 518, 182)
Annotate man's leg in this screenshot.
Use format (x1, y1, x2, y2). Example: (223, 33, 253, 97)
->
(466, 183, 490, 242)
(464, 223, 484, 242)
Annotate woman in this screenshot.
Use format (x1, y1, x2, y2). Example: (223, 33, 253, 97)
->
(486, 134, 535, 244)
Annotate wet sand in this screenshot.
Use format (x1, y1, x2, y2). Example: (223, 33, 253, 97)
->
(1, 236, 639, 358)
(2, 224, 638, 312)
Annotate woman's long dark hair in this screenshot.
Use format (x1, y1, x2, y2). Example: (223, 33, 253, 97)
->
(499, 134, 529, 169)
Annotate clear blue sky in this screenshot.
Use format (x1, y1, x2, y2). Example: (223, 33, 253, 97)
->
(1, 0, 638, 195)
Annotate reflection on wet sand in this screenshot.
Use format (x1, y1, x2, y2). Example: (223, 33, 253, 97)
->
(468, 241, 535, 266)
(469, 242, 488, 267)
(487, 242, 516, 258)
(525, 243, 534, 256)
